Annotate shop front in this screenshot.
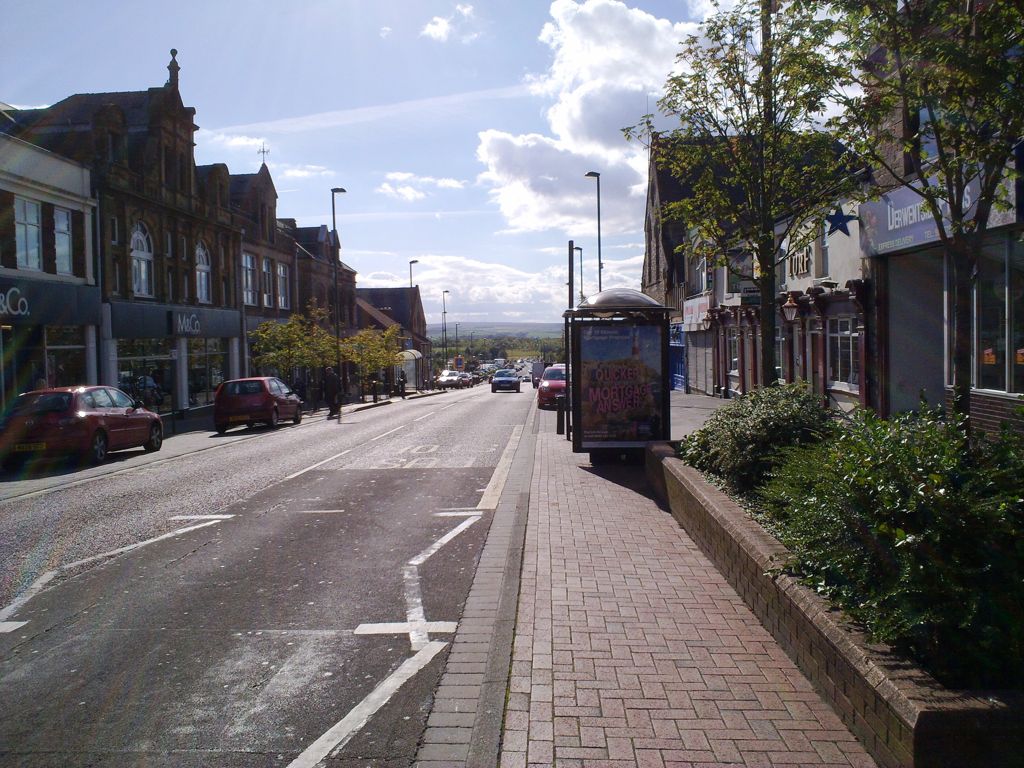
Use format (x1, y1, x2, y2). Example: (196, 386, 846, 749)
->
(0, 277, 100, 411)
(103, 301, 242, 414)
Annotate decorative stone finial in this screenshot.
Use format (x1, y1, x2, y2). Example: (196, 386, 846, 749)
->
(167, 49, 180, 89)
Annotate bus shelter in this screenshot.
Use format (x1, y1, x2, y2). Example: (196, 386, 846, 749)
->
(564, 288, 671, 460)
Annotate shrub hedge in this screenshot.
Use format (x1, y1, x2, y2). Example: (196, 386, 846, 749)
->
(757, 407, 1024, 689)
(678, 383, 834, 493)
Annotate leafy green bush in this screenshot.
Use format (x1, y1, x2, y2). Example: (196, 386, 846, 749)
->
(759, 407, 1024, 689)
(679, 383, 834, 492)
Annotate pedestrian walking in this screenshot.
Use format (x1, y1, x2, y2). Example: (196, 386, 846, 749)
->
(396, 369, 407, 399)
(324, 367, 341, 419)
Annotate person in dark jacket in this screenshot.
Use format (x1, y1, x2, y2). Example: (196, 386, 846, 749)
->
(324, 367, 341, 419)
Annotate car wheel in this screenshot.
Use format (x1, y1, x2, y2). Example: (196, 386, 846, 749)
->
(144, 423, 163, 452)
(293, 408, 302, 425)
(516, 385, 521, 393)
(268, 408, 279, 428)
(215, 424, 228, 435)
(88, 431, 108, 464)
(491, 386, 497, 393)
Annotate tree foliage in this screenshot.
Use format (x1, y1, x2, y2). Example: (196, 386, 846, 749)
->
(251, 301, 335, 376)
(816, 0, 1024, 420)
(339, 326, 402, 396)
(629, 0, 858, 386)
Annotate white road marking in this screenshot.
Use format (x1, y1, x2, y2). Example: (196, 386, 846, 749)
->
(412, 411, 436, 422)
(476, 424, 523, 510)
(293, 509, 346, 514)
(283, 449, 352, 480)
(435, 511, 480, 517)
(353, 621, 457, 636)
(168, 514, 236, 521)
(0, 621, 28, 633)
(0, 519, 229, 628)
(409, 516, 480, 567)
(403, 564, 429, 650)
(286, 640, 448, 768)
(371, 426, 403, 441)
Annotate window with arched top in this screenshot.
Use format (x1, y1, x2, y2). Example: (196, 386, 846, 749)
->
(131, 222, 154, 297)
(196, 241, 212, 303)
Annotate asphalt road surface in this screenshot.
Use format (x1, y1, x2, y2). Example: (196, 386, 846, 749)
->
(0, 384, 535, 767)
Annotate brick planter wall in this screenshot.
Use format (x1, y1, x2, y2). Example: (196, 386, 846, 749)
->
(646, 443, 1024, 768)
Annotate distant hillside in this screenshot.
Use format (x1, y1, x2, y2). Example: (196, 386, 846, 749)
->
(425, 322, 563, 339)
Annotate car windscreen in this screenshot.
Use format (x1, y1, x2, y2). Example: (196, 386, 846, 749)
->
(541, 369, 565, 381)
(495, 370, 515, 376)
(8, 392, 73, 415)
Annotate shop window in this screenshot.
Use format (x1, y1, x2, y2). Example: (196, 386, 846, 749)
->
(774, 325, 786, 383)
(277, 263, 290, 310)
(974, 236, 1022, 394)
(188, 337, 227, 407)
(196, 241, 212, 303)
(15, 197, 42, 270)
(130, 222, 154, 297)
(44, 326, 85, 388)
(827, 317, 860, 390)
(117, 338, 172, 413)
(242, 253, 257, 306)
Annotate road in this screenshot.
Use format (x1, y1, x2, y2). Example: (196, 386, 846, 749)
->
(0, 382, 535, 767)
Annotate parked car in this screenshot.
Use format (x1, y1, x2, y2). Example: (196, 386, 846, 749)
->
(0, 385, 163, 467)
(491, 369, 521, 393)
(213, 377, 302, 434)
(458, 372, 474, 387)
(536, 365, 567, 409)
(437, 370, 463, 389)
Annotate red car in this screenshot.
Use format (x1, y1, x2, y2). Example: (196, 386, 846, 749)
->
(0, 386, 163, 468)
(536, 365, 567, 409)
(213, 377, 303, 434)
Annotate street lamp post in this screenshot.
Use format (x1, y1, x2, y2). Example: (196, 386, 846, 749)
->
(454, 323, 460, 367)
(574, 245, 584, 304)
(585, 171, 603, 292)
(331, 187, 346, 407)
(442, 290, 450, 369)
(409, 259, 419, 288)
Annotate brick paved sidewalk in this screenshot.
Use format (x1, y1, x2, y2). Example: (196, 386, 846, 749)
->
(500, 432, 876, 768)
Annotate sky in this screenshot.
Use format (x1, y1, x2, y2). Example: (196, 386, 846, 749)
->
(1, 0, 712, 324)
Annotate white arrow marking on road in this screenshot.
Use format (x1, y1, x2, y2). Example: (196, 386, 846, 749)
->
(287, 640, 448, 768)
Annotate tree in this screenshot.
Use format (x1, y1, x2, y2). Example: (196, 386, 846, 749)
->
(629, 0, 858, 386)
(817, 0, 1024, 422)
(251, 301, 335, 377)
(339, 326, 402, 400)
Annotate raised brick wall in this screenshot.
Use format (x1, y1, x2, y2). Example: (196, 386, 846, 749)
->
(942, 389, 1024, 435)
(646, 444, 1024, 768)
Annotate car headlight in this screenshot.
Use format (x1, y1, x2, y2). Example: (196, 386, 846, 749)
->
(540, 381, 550, 388)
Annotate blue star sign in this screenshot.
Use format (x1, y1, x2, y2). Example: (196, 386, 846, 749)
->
(825, 206, 858, 236)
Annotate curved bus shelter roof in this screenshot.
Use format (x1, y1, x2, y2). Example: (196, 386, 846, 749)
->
(564, 287, 672, 319)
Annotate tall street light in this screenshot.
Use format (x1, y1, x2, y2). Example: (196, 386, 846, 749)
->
(585, 171, 603, 292)
(409, 259, 419, 288)
(330, 187, 346, 389)
(442, 289, 450, 368)
(575, 245, 584, 305)
(455, 322, 460, 367)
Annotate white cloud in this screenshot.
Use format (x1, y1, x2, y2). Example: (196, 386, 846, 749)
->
(276, 163, 332, 179)
(420, 3, 482, 44)
(421, 16, 452, 41)
(385, 171, 466, 190)
(198, 130, 266, 151)
(379, 26, 392, 38)
(475, 0, 703, 237)
(377, 182, 427, 202)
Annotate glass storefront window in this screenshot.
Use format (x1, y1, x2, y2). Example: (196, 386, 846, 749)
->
(188, 338, 227, 407)
(976, 242, 1007, 391)
(117, 338, 173, 412)
(44, 326, 85, 388)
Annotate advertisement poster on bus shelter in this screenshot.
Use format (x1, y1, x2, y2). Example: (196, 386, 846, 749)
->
(576, 322, 665, 447)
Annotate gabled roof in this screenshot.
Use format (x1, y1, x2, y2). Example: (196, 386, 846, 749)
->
(356, 297, 400, 330)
